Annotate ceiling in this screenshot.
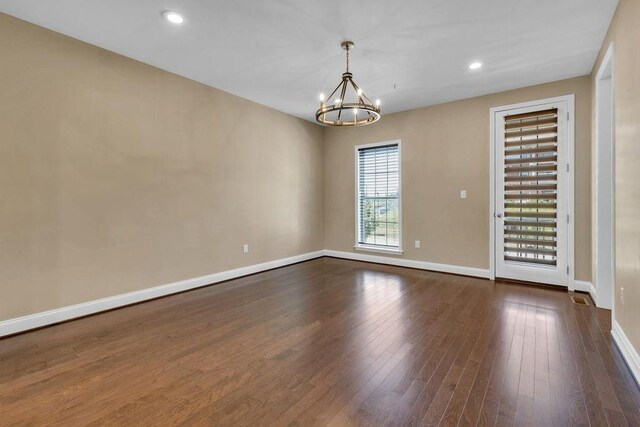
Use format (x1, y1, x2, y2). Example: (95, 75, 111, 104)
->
(0, 0, 619, 122)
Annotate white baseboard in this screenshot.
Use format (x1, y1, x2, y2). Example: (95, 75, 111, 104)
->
(323, 249, 491, 279)
(0, 250, 325, 338)
(611, 320, 640, 387)
(574, 280, 597, 306)
(0, 249, 519, 338)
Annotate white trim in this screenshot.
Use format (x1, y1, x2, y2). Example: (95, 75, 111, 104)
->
(354, 140, 403, 253)
(567, 95, 576, 291)
(489, 109, 496, 280)
(489, 95, 576, 289)
(594, 42, 616, 311)
(325, 249, 491, 279)
(612, 320, 640, 387)
(595, 41, 616, 84)
(0, 250, 325, 338)
(574, 280, 597, 306)
(354, 245, 404, 255)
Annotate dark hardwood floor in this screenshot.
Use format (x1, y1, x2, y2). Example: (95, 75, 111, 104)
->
(1, 257, 639, 426)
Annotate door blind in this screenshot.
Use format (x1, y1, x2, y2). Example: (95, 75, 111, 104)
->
(357, 144, 400, 248)
(503, 108, 558, 266)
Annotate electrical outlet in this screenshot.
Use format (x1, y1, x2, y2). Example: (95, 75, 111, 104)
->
(621, 287, 625, 305)
(460, 190, 467, 199)
(243, 244, 249, 254)
(415, 240, 421, 249)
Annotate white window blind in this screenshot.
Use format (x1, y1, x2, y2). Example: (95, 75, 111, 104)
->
(503, 108, 558, 266)
(357, 143, 400, 249)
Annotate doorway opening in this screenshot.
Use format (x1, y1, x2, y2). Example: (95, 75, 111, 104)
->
(594, 43, 615, 310)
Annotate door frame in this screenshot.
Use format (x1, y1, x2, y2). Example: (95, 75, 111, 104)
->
(489, 95, 576, 289)
(594, 42, 615, 310)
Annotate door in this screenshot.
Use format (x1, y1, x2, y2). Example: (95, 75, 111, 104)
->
(494, 100, 571, 286)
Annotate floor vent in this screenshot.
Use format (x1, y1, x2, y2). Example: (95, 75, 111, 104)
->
(572, 296, 589, 305)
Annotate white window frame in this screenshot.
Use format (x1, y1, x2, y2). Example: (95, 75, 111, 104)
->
(354, 140, 403, 255)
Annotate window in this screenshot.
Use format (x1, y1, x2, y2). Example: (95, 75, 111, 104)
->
(356, 142, 401, 253)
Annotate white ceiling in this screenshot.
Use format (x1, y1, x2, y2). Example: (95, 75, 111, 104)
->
(0, 0, 619, 122)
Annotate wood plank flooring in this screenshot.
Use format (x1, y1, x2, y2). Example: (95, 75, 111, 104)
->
(1, 257, 639, 426)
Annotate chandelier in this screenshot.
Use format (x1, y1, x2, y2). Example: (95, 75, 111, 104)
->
(315, 41, 381, 127)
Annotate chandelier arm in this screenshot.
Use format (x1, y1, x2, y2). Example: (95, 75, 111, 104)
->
(336, 80, 348, 121)
(339, 79, 348, 102)
(348, 79, 363, 105)
(360, 90, 375, 105)
(323, 84, 341, 108)
(349, 79, 376, 106)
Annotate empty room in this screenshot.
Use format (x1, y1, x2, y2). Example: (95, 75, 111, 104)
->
(1, 0, 639, 425)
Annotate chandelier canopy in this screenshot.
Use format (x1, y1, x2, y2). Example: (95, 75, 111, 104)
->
(315, 41, 381, 127)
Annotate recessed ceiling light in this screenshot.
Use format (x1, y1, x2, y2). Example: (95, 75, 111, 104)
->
(162, 11, 184, 24)
(469, 62, 483, 70)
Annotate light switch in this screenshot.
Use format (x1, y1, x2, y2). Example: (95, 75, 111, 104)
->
(243, 244, 249, 254)
(415, 240, 421, 249)
(460, 190, 467, 199)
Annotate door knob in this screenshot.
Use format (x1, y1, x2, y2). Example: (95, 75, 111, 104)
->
(495, 213, 504, 218)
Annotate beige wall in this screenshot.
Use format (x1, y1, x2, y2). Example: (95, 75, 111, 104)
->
(0, 14, 324, 321)
(0, 10, 607, 325)
(324, 77, 592, 281)
(591, 0, 640, 352)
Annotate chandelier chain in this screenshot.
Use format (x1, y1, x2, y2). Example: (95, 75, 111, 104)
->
(346, 45, 350, 73)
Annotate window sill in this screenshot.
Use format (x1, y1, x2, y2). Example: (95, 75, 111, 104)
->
(354, 245, 404, 256)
